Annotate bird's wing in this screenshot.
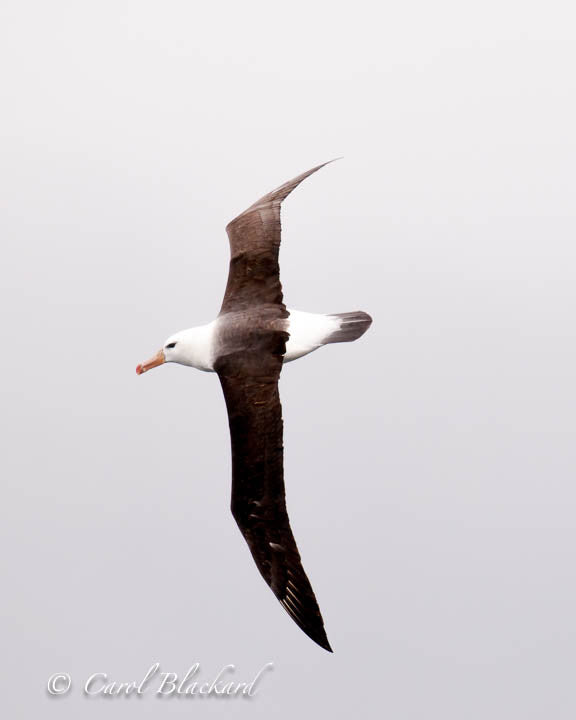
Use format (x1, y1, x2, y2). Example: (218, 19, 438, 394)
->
(215, 329, 332, 652)
(220, 160, 337, 314)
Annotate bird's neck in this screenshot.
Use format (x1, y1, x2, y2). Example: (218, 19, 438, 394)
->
(176, 322, 217, 372)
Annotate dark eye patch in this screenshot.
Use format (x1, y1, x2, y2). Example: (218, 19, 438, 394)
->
(165, 342, 177, 349)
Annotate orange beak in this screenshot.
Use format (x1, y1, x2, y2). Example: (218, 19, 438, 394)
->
(136, 349, 165, 375)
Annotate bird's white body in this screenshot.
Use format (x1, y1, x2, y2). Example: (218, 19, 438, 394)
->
(282, 310, 341, 362)
(163, 310, 342, 372)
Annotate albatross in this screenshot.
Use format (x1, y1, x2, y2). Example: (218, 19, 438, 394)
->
(136, 161, 372, 652)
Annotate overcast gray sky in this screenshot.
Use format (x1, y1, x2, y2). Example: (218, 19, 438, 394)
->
(1, 1, 575, 718)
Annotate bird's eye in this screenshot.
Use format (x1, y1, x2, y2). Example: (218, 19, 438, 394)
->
(165, 342, 177, 349)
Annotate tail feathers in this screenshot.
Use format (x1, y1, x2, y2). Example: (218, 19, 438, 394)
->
(325, 311, 372, 344)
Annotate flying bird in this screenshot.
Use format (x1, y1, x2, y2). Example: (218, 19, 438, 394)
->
(136, 161, 372, 652)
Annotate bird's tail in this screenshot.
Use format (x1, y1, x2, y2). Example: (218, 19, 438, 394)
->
(324, 311, 372, 344)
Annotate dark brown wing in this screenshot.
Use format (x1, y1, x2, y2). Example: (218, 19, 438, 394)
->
(220, 160, 338, 315)
(214, 327, 332, 652)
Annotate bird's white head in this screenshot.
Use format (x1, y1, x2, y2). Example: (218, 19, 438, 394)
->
(136, 324, 215, 375)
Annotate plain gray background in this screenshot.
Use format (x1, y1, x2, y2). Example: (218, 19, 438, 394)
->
(1, 0, 575, 717)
